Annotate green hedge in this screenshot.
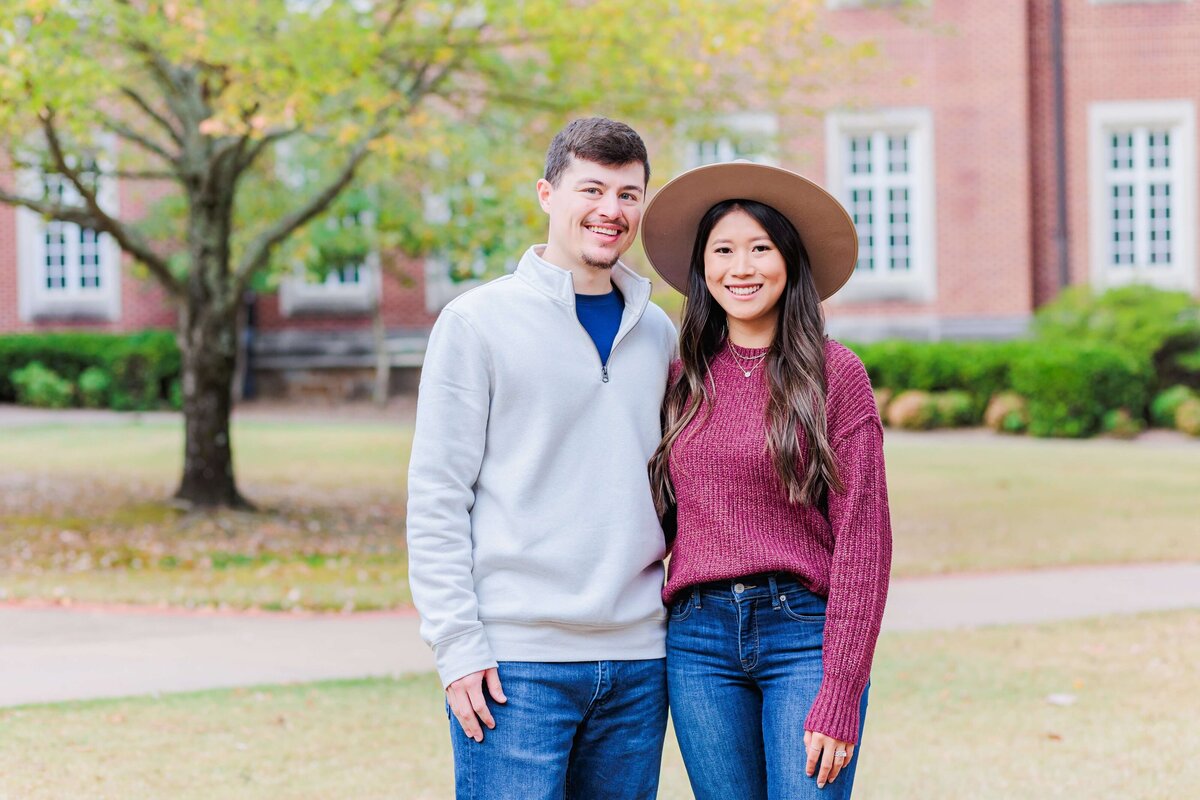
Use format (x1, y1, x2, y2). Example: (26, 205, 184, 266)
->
(1009, 343, 1149, 438)
(0, 331, 180, 410)
(849, 338, 1154, 437)
(851, 340, 1039, 421)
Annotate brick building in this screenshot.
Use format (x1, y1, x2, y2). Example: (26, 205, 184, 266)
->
(2, 0, 1198, 396)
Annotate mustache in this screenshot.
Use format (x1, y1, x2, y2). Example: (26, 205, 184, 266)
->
(583, 220, 628, 232)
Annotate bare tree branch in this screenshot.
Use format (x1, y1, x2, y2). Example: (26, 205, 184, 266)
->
(232, 124, 386, 298)
(104, 169, 179, 181)
(119, 85, 185, 147)
(237, 126, 302, 173)
(0, 188, 105, 229)
(379, 0, 410, 39)
(38, 109, 183, 298)
(96, 112, 179, 165)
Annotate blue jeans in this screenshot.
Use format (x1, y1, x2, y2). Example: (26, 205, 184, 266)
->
(448, 659, 668, 800)
(666, 575, 869, 800)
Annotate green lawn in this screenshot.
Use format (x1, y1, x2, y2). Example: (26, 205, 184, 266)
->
(0, 420, 1197, 610)
(2, 610, 1196, 799)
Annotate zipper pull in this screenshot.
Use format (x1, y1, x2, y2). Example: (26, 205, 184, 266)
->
(601, 364, 610, 383)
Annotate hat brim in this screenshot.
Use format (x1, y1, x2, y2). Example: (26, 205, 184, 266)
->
(641, 162, 858, 301)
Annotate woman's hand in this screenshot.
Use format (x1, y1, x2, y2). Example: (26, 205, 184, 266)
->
(804, 729, 855, 789)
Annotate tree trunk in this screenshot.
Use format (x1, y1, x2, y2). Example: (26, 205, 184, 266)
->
(173, 306, 248, 509)
(174, 308, 249, 509)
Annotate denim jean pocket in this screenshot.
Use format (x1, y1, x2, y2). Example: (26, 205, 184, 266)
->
(668, 594, 695, 622)
(779, 591, 826, 623)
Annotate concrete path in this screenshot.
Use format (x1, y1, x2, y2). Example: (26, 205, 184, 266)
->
(2, 562, 1199, 708)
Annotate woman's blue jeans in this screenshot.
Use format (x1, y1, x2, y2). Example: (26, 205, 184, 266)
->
(666, 574, 869, 800)
(448, 658, 668, 799)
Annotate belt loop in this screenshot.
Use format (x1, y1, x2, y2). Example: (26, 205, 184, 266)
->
(692, 585, 702, 610)
(769, 575, 780, 610)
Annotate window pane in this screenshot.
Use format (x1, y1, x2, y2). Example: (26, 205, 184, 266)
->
(850, 188, 873, 271)
(79, 228, 103, 288)
(1110, 184, 1135, 266)
(44, 223, 68, 290)
(1148, 183, 1172, 265)
(888, 188, 911, 271)
(887, 135, 909, 174)
(694, 140, 721, 167)
(1110, 132, 1134, 171)
(1147, 130, 1171, 169)
(847, 136, 872, 175)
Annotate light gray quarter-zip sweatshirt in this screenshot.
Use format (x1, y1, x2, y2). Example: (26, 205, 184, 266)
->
(407, 245, 678, 687)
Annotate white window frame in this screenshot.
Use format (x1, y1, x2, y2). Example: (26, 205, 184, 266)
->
(279, 209, 381, 316)
(15, 168, 122, 322)
(1088, 100, 1196, 293)
(275, 139, 380, 316)
(684, 112, 779, 169)
(824, 107, 936, 304)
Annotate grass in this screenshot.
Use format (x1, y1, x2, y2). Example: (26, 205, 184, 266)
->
(1, 610, 1196, 799)
(1, 418, 1198, 610)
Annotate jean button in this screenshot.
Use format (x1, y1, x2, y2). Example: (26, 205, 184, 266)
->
(779, 594, 787, 602)
(733, 583, 745, 594)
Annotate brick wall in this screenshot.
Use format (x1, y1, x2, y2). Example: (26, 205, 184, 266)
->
(809, 0, 1035, 336)
(1031, 0, 1200, 302)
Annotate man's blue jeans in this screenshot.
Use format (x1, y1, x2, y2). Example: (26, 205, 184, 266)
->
(666, 575, 869, 800)
(448, 658, 668, 800)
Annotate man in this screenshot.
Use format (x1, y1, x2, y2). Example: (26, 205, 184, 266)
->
(406, 117, 677, 798)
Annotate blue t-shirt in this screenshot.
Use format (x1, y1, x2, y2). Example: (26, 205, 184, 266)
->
(575, 289, 625, 365)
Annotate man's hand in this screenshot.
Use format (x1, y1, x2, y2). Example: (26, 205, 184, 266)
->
(446, 667, 507, 743)
(804, 729, 855, 789)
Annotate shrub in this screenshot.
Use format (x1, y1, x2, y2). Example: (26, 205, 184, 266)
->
(77, 367, 113, 409)
(12, 362, 74, 409)
(1033, 285, 1200, 369)
(1009, 343, 1150, 438)
(1101, 408, 1144, 439)
(853, 340, 1037, 419)
(932, 390, 976, 427)
(1176, 398, 1200, 437)
(984, 392, 1030, 434)
(1153, 329, 1200, 391)
(0, 331, 180, 409)
(1150, 385, 1197, 428)
(873, 387, 894, 418)
(885, 390, 938, 430)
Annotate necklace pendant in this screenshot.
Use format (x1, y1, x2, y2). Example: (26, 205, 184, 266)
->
(743, 370, 752, 378)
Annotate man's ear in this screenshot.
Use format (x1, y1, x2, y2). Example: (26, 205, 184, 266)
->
(536, 178, 554, 213)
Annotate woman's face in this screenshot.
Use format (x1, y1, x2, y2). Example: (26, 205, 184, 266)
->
(703, 208, 787, 332)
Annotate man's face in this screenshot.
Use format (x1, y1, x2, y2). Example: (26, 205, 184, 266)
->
(537, 156, 646, 272)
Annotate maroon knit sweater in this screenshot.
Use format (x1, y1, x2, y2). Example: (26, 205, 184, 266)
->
(664, 339, 892, 743)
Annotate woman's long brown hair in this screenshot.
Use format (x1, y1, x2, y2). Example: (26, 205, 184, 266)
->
(648, 199, 844, 514)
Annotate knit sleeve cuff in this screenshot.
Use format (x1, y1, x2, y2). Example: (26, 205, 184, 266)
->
(433, 626, 498, 689)
(804, 674, 867, 744)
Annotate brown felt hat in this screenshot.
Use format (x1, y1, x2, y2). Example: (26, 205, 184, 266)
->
(641, 161, 858, 300)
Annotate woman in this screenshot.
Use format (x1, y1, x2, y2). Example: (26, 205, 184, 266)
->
(642, 162, 892, 799)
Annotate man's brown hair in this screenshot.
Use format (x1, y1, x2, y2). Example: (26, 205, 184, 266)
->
(544, 117, 650, 188)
